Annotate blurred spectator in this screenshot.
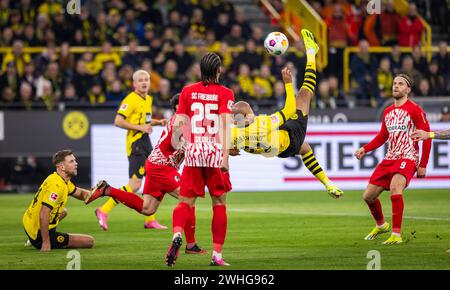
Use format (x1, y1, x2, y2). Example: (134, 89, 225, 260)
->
(317, 78, 335, 109)
(350, 40, 379, 107)
(124, 9, 145, 43)
(1, 87, 15, 105)
(45, 62, 63, 100)
(19, 82, 34, 110)
(20, 61, 37, 94)
(380, 0, 401, 46)
(189, 8, 206, 39)
(328, 75, 348, 108)
(37, 79, 56, 110)
(377, 57, 393, 101)
(390, 44, 402, 75)
(186, 62, 201, 84)
(433, 41, 450, 93)
(122, 39, 144, 70)
(59, 42, 75, 77)
(233, 9, 252, 39)
(411, 45, 428, 73)
(286, 41, 307, 86)
(117, 64, 134, 89)
(88, 82, 106, 105)
(166, 43, 194, 75)
(253, 64, 275, 100)
(425, 60, 446, 96)
(22, 24, 38, 47)
(417, 78, 430, 98)
(106, 79, 126, 103)
(237, 63, 254, 99)
(400, 55, 422, 96)
(398, 3, 424, 47)
(0, 61, 20, 95)
(441, 106, 450, 122)
(325, 3, 354, 82)
(92, 42, 122, 74)
(223, 24, 245, 47)
(1, 40, 31, 76)
(273, 80, 285, 109)
(214, 12, 232, 41)
(161, 60, 183, 94)
(1, 27, 14, 47)
(251, 26, 265, 47)
(72, 60, 91, 102)
(153, 78, 172, 106)
(234, 39, 264, 72)
(62, 83, 78, 103)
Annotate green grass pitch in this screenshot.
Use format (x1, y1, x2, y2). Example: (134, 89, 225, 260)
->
(1, 189, 449, 270)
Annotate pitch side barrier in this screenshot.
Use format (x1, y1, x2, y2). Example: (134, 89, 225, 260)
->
(91, 123, 450, 191)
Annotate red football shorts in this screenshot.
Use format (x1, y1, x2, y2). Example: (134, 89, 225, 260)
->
(142, 161, 181, 201)
(369, 158, 417, 190)
(179, 166, 232, 198)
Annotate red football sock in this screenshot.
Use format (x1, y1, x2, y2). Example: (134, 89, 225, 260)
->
(172, 202, 190, 234)
(212, 204, 227, 253)
(366, 198, 385, 226)
(106, 186, 143, 213)
(391, 194, 404, 234)
(184, 206, 196, 245)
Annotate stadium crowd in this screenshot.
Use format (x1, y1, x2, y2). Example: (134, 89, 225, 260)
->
(0, 0, 448, 113)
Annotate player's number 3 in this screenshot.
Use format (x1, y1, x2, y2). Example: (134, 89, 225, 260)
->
(191, 103, 219, 134)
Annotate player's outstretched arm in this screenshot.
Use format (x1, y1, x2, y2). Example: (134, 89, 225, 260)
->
(279, 67, 296, 120)
(71, 187, 91, 201)
(413, 129, 450, 140)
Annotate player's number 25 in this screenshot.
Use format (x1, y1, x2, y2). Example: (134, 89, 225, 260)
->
(191, 103, 219, 134)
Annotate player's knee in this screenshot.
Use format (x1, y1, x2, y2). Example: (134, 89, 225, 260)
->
(142, 207, 156, 216)
(363, 192, 376, 204)
(389, 185, 404, 195)
(130, 182, 141, 193)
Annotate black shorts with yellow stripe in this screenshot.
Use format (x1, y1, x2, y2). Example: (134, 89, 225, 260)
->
(277, 110, 308, 158)
(25, 228, 70, 250)
(128, 135, 153, 179)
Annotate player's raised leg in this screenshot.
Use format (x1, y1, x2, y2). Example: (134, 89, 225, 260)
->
(383, 174, 406, 244)
(299, 142, 343, 199)
(363, 183, 390, 240)
(295, 29, 319, 116)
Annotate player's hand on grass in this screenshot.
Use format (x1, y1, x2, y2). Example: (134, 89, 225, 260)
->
(281, 67, 292, 84)
(40, 242, 51, 252)
(229, 148, 240, 156)
(412, 129, 430, 141)
(417, 167, 426, 178)
(140, 124, 153, 134)
(354, 147, 366, 160)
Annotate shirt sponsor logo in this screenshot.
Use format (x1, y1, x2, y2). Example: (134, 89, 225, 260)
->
(49, 192, 58, 202)
(120, 104, 128, 111)
(270, 114, 280, 124)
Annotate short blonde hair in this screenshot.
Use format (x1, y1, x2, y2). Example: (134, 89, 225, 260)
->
(132, 70, 150, 81)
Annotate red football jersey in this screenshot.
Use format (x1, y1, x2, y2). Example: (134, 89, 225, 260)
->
(147, 115, 185, 170)
(176, 81, 234, 168)
(364, 99, 431, 167)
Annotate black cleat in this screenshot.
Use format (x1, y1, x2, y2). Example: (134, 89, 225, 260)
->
(165, 236, 182, 267)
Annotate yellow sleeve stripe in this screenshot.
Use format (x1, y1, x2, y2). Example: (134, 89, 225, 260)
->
(307, 161, 320, 171)
(304, 72, 317, 80)
(302, 155, 315, 164)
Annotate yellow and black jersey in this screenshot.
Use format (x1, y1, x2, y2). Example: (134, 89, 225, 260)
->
(117, 91, 153, 157)
(23, 172, 76, 240)
(230, 83, 296, 157)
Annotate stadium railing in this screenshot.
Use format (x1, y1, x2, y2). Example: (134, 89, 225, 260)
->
(393, 0, 432, 62)
(343, 45, 450, 94)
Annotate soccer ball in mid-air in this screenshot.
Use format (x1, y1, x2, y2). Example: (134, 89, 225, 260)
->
(264, 32, 289, 56)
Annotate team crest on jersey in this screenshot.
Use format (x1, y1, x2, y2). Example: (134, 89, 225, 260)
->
(139, 166, 145, 176)
(270, 114, 280, 124)
(291, 114, 298, 120)
(57, 235, 65, 243)
(120, 104, 128, 111)
(49, 192, 58, 202)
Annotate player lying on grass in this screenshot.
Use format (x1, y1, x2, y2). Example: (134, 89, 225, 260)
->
(85, 94, 206, 254)
(23, 150, 95, 252)
(229, 29, 343, 199)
